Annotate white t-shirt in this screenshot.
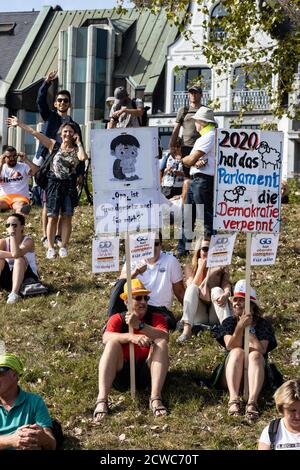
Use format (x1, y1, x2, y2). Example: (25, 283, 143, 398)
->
(259, 418, 300, 450)
(123, 251, 183, 309)
(190, 129, 216, 177)
(0, 163, 31, 198)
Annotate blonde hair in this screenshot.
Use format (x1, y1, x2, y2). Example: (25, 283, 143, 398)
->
(274, 379, 300, 414)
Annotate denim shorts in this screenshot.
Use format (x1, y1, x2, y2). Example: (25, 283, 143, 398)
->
(46, 176, 77, 217)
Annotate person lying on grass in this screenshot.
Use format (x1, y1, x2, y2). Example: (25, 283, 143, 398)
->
(94, 279, 169, 421)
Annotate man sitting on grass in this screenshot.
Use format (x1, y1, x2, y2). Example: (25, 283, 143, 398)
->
(94, 279, 169, 421)
(0, 353, 56, 450)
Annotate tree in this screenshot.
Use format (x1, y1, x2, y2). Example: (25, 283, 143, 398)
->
(118, 0, 300, 124)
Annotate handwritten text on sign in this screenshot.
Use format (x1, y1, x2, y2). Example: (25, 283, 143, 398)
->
(213, 130, 283, 233)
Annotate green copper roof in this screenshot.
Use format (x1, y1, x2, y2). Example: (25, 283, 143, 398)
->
(11, 6, 178, 95)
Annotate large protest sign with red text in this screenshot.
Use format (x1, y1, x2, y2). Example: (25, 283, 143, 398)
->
(213, 129, 283, 233)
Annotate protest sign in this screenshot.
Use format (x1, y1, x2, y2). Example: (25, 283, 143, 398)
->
(130, 232, 155, 264)
(214, 130, 283, 233)
(91, 128, 160, 235)
(251, 233, 279, 265)
(207, 233, 237, 267)
(92, 237, 119, 273)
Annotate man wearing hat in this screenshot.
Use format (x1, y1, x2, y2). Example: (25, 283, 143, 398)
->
(213, 279, 277, 421)
(0, 353, 56, 450)
(108, 86, 144, 129)
(94, 279, 169, 422)
(181, 106, 218, 239)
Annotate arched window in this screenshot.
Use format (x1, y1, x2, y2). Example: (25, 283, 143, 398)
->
(210, 2, 227, 40)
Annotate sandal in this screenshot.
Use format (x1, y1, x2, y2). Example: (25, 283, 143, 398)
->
(93, 399, 109, 422)
(228, 399, 243, 417)
(245, 401, 260, 421)
(149, 396, 167, 417)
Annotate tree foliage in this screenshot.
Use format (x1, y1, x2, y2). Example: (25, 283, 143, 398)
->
(117, 0, 300, 122)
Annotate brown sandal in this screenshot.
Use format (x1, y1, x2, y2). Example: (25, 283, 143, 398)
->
(93, 399, 110, 422)
(149, 396, 167, 417)
(228, 399, 243, 417)
(245, 401, 260, 421)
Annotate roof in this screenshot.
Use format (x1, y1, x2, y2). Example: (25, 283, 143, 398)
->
(10, 7, 178, 95)
(0, 11, 39, 81)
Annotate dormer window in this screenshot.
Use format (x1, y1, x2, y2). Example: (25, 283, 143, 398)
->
(0, 22, 16, 35)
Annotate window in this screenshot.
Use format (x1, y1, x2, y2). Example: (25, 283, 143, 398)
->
(173, 67, 211, 111)
(210, 2, 227, 40)
(94, 28, 108, 121)
(232, 66, 271, 110)
(174, 67, 211, 93)
(0, 22, 16, 35)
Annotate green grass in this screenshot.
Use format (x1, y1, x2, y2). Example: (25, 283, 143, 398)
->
(0, 203, 299, 450)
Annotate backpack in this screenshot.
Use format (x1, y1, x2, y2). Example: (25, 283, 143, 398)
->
(132, 98, 150, 126)
(268, 418, 280, 450)
(52, 418, 65, 450)
(35, 142, 60, 190)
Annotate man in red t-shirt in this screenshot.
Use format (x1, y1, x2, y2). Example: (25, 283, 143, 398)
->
(94, 279, 169, 421)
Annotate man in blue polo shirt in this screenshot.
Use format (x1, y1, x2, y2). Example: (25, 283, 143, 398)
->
(0, 353, 56, 450)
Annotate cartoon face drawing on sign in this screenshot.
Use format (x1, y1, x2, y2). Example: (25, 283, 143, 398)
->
(257, 141, 281, 169)
(110, 134, 141, 181)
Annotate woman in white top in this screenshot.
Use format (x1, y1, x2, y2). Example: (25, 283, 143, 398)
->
(258, 379, 300, 450)
(0, 213, 38, 304)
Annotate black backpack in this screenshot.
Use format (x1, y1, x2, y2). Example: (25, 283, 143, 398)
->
(35, 142, 60, 190)
(132, 98, 150, 126)
(268, 418, 280, 450)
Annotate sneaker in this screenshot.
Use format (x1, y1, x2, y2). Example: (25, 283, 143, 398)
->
(55, 235, 62, 247)
(46, 248, 56, 259)
(41, 236, 48, 248)
(176, 332, 191, 343)
(7, 292, 21, 304)
(59, 247, 68, 258)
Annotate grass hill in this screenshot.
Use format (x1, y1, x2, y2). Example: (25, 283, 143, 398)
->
(0, 203, 299, 450)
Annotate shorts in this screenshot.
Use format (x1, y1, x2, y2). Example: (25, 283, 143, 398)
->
(0, 260, 38, 292)
(0, 194, 30, 208)
(46, 176, 77, 217)
(181, 146, 192, 178)
(113, 360, 151, 392)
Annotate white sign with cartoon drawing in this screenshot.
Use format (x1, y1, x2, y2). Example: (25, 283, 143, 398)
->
(91, 128, 158, 190)
(214, 130, 283, 233)
(91, 128, 161, 234)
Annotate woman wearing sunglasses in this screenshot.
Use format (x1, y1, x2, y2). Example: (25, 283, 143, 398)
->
(177, 237, 232, 342)
(0, 213, 38, 304)
(6, 116, 87, 259)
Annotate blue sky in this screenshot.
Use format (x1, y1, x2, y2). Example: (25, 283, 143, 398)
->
(0, 1, 134, 12)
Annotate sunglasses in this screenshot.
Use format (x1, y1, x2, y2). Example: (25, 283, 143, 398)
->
(56, 98, 69, 103)
(133, 295, 150, 302)
(201, 246, 209, 252)
(0, 367, 11, 376)
(5, 223, 18, 228)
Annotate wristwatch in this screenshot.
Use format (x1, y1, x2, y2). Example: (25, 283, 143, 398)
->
(138, 322, 145, 330)
(249, 327, 256, 334)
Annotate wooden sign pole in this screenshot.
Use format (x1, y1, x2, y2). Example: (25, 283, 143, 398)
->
(243, 232, 252, 400)
(125, 232, 136, 399)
